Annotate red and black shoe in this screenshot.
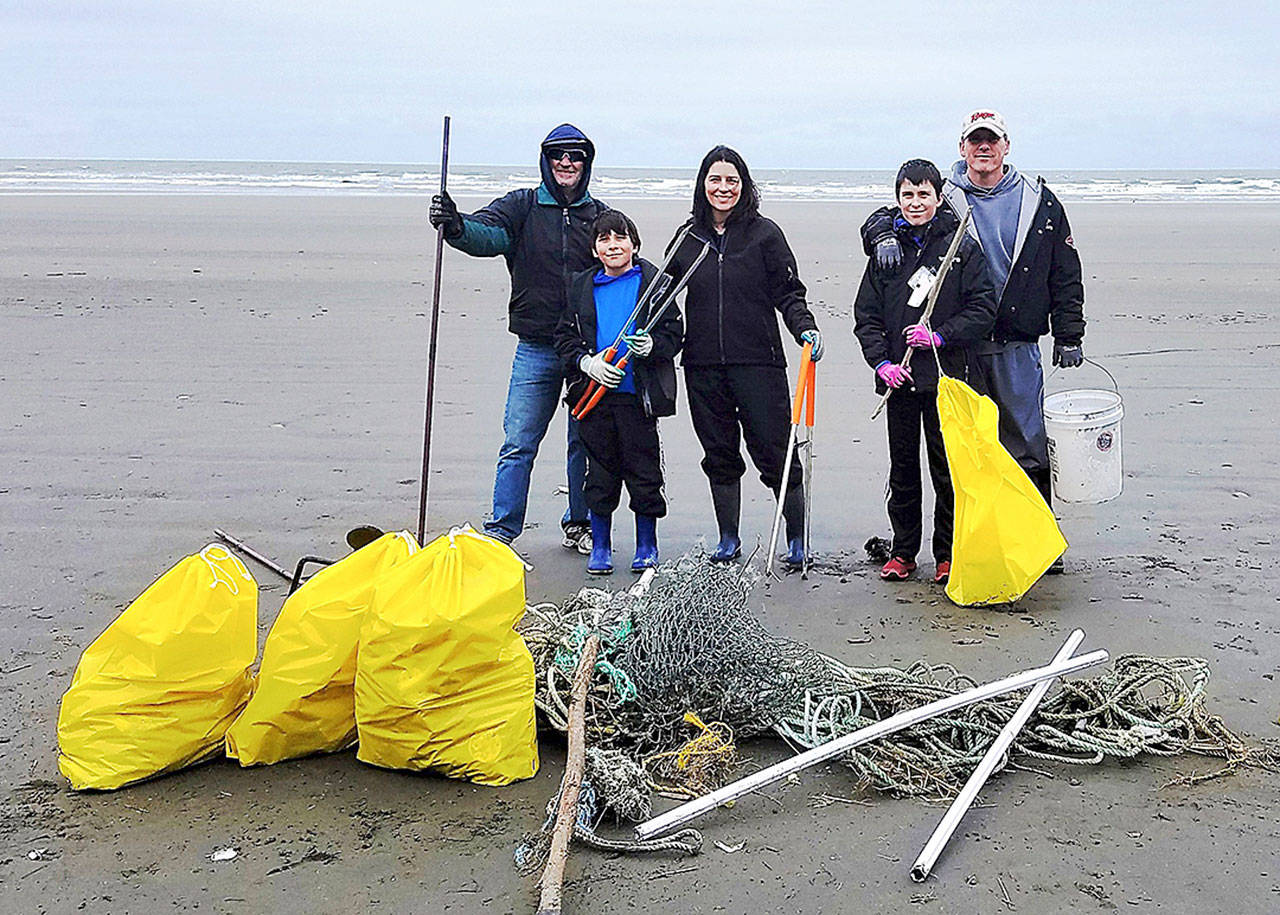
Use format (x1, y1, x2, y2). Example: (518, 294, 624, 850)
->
(880, 556, 917, 581)
(934, 560, 951, 584)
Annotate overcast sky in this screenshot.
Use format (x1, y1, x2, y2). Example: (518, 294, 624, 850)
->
(3, 0, 1276, 169)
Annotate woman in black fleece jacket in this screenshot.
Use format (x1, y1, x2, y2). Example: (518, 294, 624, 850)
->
(664, 145, 822, 567)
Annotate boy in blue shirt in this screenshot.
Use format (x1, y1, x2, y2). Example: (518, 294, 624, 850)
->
(554, 211, 684, 574)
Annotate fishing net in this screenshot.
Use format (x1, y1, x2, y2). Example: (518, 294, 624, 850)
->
(518, 548, 1273, 852)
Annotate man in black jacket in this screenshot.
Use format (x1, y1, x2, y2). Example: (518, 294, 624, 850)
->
(861, 111, 1085, 570)
(429, 124, 608, 548)
(854, 159, 998, 583)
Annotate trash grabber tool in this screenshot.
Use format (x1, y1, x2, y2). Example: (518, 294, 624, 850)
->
(869, 209, 971, 421)
(800, 358, 816, 580)
(571, 225, 694, 416)
(765, 342, 814, 578)
(213, 528, 334, 596)
(573, 237, 712, 421)
(417, 114, 451, 545)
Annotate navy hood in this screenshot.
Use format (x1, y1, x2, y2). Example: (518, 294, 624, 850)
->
(539, 123, 595, 206)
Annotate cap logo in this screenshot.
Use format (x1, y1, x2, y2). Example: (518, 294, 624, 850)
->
(970, 111, 998, 123)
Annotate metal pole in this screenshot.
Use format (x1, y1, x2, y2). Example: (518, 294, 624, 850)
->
(417, 114, 451, 546)
(910, 629, 1085, 882)
(634, 647, 1108, 840)
(212, 528, 292, 582)
(801, 362, 815, 579)
(765, 344, 812, 577)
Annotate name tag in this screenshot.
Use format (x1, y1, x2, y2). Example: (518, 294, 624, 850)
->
(907, 266, 936, 309)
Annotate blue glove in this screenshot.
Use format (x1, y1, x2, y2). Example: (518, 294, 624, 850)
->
(801, 329, 824, 362)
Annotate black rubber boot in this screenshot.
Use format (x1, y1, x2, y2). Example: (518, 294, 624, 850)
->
(709, 481, 741, 562)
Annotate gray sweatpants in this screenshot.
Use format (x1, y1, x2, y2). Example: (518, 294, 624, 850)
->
(971, 340, 1049, 474)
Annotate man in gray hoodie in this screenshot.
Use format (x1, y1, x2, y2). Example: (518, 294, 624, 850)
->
(861, 110, 1086, 571)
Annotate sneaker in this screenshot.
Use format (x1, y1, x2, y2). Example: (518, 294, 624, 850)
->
(880, 556, 917, 581)
(562, 522, 592, 555)
(934, 560, 951, 584)
(1046, 555, 1065, 575)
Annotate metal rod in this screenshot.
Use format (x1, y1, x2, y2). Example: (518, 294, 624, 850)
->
(765, 344, 812, 577)
(801, 362, 815, 579)
(634, 646, 1109, 840)
(909, 629, 1085, 882)
(212, 528, 291, 582)
(417, 114, 451, 546)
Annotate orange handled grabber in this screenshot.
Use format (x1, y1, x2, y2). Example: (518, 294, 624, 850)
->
(572, 236, 712, 421)
(766, 342, 817, 578)
(570, 225, 692, 419)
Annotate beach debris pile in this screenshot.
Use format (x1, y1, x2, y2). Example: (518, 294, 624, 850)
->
(517, 548, 1273, 853)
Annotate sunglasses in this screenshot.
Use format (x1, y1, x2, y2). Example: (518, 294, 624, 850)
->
(546, 147, 588, 163)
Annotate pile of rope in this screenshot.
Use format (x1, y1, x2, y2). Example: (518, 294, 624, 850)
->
(518, 548, 1273, 834)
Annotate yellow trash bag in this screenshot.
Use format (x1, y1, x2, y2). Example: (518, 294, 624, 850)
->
(57, 544, 257, 790)
(225, 531, 419, 766)
(355, 525, 538, 786)
(937, 376, 1067, 606)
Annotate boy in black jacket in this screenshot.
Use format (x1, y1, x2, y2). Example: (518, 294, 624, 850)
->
(853, 160, 998, 584)
(554, 211, 683, 575)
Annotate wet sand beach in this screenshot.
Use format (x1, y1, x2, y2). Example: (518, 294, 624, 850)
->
(2, 193, 1277, 913)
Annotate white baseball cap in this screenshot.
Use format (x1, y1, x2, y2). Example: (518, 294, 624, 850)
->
(960, 109, 1009, 141)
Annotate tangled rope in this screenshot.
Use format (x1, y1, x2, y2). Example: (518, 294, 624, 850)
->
(644, 713, 739, 800)
(514, 747, 701, 874)
(518, 550, 1273, 848)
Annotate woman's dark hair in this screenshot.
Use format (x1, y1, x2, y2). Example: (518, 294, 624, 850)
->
(691, 145, 760, 229)
(895, 159, 943, 198)
(591, 210, 641, 251)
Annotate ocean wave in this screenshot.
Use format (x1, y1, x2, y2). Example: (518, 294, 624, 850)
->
(1, 161, 1277, 202)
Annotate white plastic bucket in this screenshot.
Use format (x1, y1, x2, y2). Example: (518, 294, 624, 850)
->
(1044, 388, 1123, 503)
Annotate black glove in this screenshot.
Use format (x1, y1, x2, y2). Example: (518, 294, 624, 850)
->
(1053, 343, 1083, 368)
(429, 191, 463, 238)
(873, 235, 902, 272)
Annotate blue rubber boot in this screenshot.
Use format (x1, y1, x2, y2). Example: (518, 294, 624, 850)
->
(632, 515, 659, 572)
(783, 536, 806, 569)
(586, 510, 613, 575)
(709, 481, 742, 563)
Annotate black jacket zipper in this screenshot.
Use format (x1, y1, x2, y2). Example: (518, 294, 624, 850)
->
(716, 230, 726, 363)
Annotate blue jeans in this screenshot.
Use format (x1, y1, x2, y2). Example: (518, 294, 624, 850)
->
(485, 339, 587, 543)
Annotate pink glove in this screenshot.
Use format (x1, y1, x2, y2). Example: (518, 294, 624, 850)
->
(876, 361, 912, 389)
(905, 324, 942, 349)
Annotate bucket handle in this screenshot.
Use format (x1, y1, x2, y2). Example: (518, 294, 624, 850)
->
(1048, 355, 1117, 393)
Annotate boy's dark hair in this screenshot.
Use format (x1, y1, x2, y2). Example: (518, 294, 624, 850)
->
(895, 159, 943, 198)
(592, 210, 641, 251)
(692, 145, 760, 229)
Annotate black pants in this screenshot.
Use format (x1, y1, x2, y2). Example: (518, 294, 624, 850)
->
(686, 364, 804, 535)
(886, 387, 953, 563)
(578, 393, 666, 517)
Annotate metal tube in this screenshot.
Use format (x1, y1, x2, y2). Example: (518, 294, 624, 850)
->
(634, 646, 1108, 840)
(212, 528, 291, 582)
(909, 629, 1085, 882)
(417, 114, 451, 545)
